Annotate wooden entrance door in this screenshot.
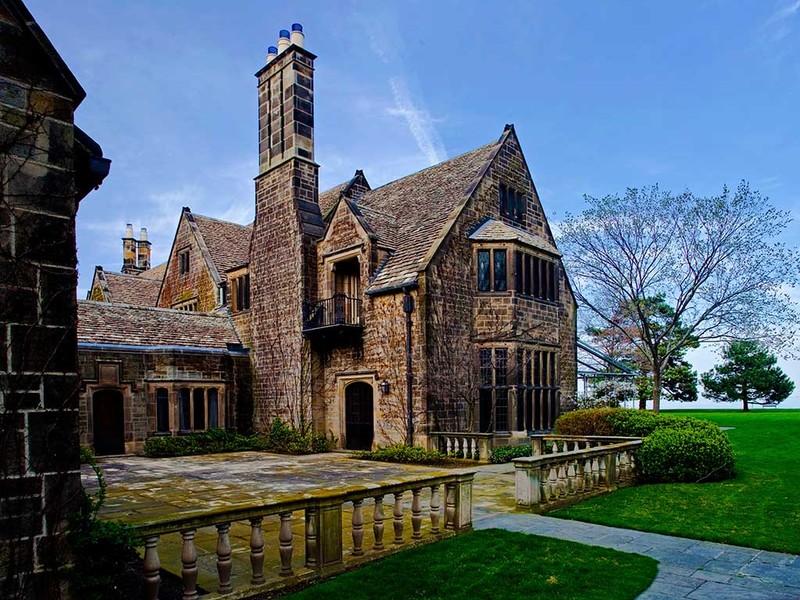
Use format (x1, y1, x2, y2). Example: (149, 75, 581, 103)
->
(345, 382, 374, 450)
(93, 389, 124, 455)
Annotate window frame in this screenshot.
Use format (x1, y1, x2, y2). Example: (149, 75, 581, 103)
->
(178, 249, 190, 276)
(476, 247, 509, 294)
(499, 183, 526, 223)
(515, 250, 558, 302)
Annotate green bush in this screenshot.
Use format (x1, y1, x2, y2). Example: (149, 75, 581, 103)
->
(553, 408, 620, 435)
(143, 420, 335, 457)
(68, 448, 141, 599)
(636, 426, 735, 483)
(490, 444, 533, 464)
(554, 408, 736, 483)
(355, 444, 450, 465)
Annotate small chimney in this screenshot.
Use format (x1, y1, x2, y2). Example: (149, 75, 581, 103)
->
(266, 45, 278, 64)
(277, 29, 291, 53)
(121, 223, 137, 274)
(290, 23, 304, 48)
(137, 227, 151, 271)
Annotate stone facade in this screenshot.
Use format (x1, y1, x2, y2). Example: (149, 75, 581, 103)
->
(78, 24, 578, 457)
(0, 0, 109, 595)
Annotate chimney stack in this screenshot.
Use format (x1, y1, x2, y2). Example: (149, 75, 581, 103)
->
(137, 227, 151, 271)
(290, 23, 304, 48)
(277, 29, 291, 54)
(121, 223, 137, 274)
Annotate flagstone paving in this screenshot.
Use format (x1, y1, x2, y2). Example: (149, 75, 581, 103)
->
(86, 453, 800, 599)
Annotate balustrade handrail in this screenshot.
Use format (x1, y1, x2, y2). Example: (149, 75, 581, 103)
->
(429, 432, 494, 439)
(132, 471, 472, 537)
(516, 439, 643, 468)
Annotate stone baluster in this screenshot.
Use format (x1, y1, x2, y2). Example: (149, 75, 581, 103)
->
(215, 522, 233, 594)
(557, 463, 567, 497)
(583, 457, 593, 490)
(445, 483, 456, 529)
(181, 529, 199, 600)
(573, 440, 581, 452)
(567, 460, 577, 494)
(373, 495, 385, 550)
(142, 535, 160, 600)
(467, 438, 475, 460)
(539, 477, 548, 506)
(304, 507, 318, 569)
(279, 511, 294, 576)
(411, 488, 423, 539)
(550, 441, 559, 455)
(352, 499, 365, 556)
(532, 437, 543, 456)
(393, 492, 405, 544)
(547, 465, 558, 500)
(429, 485, 441, 534)
(575, 459, 585, 493)
(599, 455, 607, 487)
(445, 437, 452, 455)
(249, 517, 265, 585)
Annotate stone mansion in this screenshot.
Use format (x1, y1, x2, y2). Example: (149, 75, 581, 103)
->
(78, 25, 578, 455)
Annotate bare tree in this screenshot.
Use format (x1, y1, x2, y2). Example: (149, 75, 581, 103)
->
(559, 183, 800, 413)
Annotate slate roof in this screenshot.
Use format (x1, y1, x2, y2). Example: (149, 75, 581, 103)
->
(77, 301, 242, 350)
(138, 262, 167, 281)
(358, 140, 501, 292)
(469, 219, 560, 256)
(101, 271, 161, 306)
(318, 182, 348, 216)
(192, 214, 253, 277)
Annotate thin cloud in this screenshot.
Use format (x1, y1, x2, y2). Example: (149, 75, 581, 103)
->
(759, 0, 800, 48)
(387, 76, 446, 166)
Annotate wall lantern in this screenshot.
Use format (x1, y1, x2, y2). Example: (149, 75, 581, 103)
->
(379, 380, 390, 395)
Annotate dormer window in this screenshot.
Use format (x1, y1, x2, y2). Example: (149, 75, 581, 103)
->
(499, 184, 525, 222)
(515, 250, 557, 302)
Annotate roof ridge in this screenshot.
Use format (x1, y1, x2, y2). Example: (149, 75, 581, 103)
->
(191, 212, 253, 228)
(365, 140, 499, 194)
(78, 299, 229, 318)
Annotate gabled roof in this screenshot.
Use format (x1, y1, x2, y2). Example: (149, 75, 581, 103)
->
(358, 140, 502, 293)
(319, 181, 349, 216)
(99, 270, 161, 306)
(137, 262, 167, 281)
(469, 218, 560, 256)
(77, 301, 243, 351)
(185, 212, 252, 281)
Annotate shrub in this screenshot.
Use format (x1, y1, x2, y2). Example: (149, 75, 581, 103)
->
(636, 426, 735, 483)
(490, 444, 533, 464)
(553, 408, 620, 435)
(355, 444, 450, 465)
(68, 449, 141, 599)
(142, 421, 335, 457)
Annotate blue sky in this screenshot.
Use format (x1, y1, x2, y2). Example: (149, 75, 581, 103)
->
(27, 0, 800, 406)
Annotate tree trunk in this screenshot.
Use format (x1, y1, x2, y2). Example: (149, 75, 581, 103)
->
(638, 394, 647, 411)
(742, 398, 749, 412)
(651, 369, 662, 414)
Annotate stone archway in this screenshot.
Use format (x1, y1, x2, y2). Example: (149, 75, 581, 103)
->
(345, 382, 374, 450)
(92, 389, 124, 455)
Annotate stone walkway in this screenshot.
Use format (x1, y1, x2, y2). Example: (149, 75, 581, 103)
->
(90, 453, 800, 599)
(473, 465, 800, 600)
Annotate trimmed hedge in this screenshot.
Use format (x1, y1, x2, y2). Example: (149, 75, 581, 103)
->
(636, 426, 735, 483)
(554, 408, 736, 483)
(490, 444, 533, 464)
(354, 444, 451, 465)
(143, 420, 334, 457)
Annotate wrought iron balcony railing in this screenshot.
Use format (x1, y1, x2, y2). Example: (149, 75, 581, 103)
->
(303, 293, 363, 331)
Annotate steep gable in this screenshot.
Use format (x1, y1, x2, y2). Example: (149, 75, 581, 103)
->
(358, 141, 501, 293)
(192, 214, 252, 277)
(87, 266, 161, 306)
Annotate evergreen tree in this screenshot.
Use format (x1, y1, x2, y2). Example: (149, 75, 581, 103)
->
(701, 341, 795, 411)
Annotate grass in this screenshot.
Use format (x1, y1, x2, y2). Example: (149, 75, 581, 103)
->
(554, 409, 800, 554)
(283, 529, 657, 600)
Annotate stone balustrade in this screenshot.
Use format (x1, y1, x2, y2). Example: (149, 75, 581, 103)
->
(134, 472, 474, 599)
(515, 435, 642, 513)
(430, 432, 494, 462)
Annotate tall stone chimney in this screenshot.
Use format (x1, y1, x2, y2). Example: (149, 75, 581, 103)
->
(137, 227, 151, 271)
(121, 223, 137, 274)
(250, 23, 324, 428)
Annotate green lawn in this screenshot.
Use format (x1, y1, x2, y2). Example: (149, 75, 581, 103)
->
(284, 529, 657, 600)
(554, 410, 800, 554)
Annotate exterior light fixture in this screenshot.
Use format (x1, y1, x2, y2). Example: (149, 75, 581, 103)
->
(379, 380, 390, 395)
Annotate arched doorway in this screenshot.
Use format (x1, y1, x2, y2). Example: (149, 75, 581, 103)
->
(345, 382, 374, 450)
(93, 389, 124, 455)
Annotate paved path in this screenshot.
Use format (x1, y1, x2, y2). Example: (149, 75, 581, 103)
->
(473, 465, 800, 600)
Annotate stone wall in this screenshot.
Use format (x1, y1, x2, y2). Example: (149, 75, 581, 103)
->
(0, 3, 94, 595)
(423, 129, 577, 432)
(157, 210, 219, 312)
(78, 348, 252, 453)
